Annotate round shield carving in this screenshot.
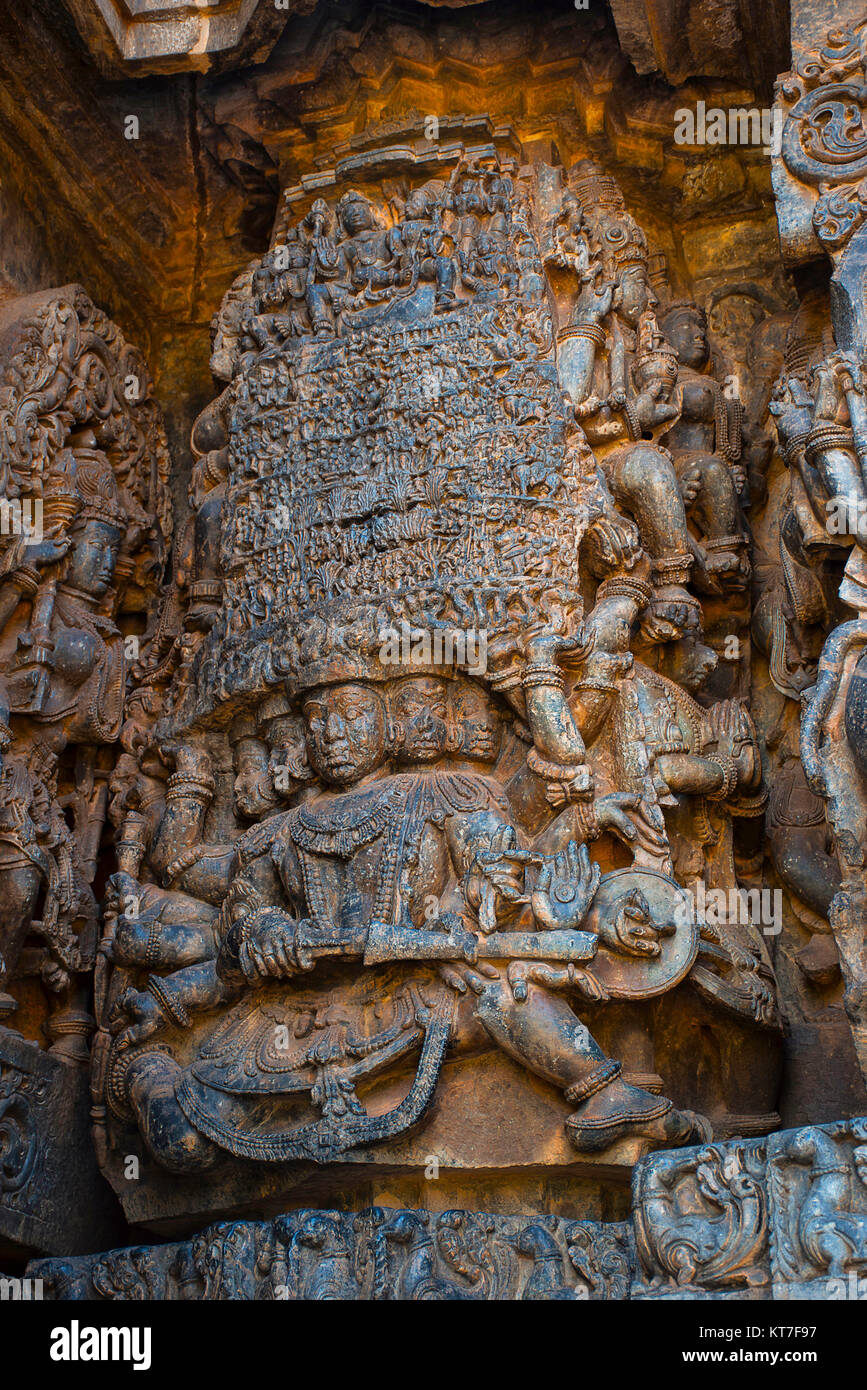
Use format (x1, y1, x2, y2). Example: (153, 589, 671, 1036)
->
(584, 867, 699, 1000)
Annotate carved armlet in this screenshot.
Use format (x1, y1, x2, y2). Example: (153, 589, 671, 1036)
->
(10, 564, 41, 596)
(782, 429, 811, 467)
(621, 397, 643, 442)
(595, 575, 653, 607)
(803, 424, 855, 465)
(165, 770, 216, 805)
(703, 752, 738, 801)
(558, 323, 606, 349)
(650, 554, 694, 589)
(489, 667, 523, 695)
(726, 788, 769, 817)
(144, 917, 163, 969)
(571, 800, 601, 842)
(522, 662, 564, 691)
(703, 533, 749, 553)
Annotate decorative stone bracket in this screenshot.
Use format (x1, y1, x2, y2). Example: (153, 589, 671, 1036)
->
(60, 0, 316, 76)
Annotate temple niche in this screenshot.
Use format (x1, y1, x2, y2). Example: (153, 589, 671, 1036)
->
(2, 0, 867, 1310)
(92, 133, 784, 1231)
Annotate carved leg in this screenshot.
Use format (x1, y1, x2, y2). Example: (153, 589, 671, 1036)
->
(471, 976, 708, 1153)
(676, 454, 749, 590)
(112, 905, 218, 971)
(607, 444, 696, 622)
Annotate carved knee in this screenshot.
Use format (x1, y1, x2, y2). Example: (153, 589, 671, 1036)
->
(127, 1051, 220, 1174)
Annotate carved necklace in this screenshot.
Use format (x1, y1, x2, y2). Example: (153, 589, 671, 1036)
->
(292, 782, 414, 936)
(54, 583, 118, 639)
(675, 366, 740, 462)
(287, 779, 409, 859)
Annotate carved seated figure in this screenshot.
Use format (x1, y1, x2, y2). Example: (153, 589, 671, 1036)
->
(105, 672, 709, 1173)
(387, 182, 457, 311)
(91, 149, 784, 1221)
(106, 697, 310, 977)
(659, 301, 750, 594)
(551, 164, 751, 629)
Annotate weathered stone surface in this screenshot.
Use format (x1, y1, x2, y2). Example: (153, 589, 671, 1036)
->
(77, 123, 791, 1235)
(608, 0, 789, 92)
(1, 0, 867, 1305)
(0, 1027, 120, 1256)
(30, 1206, 634, 1300)
(61, 0, 317, 78)
(765, 1, 867, 1092)
(28, 1116, 867, 1298)
(0, 286, 170, 1048)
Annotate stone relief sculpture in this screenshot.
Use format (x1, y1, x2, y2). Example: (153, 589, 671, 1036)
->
(85, 138, 781, 1214)
(6, 0, 867, 1309)
(769, 1121, 867, 1287)
(773, 16, 867, 1083)
(0, 286, 170, 1057)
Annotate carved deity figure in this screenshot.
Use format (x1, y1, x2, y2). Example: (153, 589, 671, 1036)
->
(545, 167, 753, 660)
(93, 145, 780, 1201)
(0, 286, 170, 1044)
(658, 301, 749, 593)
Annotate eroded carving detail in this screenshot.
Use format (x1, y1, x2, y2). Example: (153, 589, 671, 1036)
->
(633, 1140, 769, 1296)
(29, 1207, 632, 1301)
(92, 134, 780, 1212)
(0, 287, 171, 1060)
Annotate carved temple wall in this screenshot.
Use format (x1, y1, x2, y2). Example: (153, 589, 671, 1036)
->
(2, 0, 867, 1302)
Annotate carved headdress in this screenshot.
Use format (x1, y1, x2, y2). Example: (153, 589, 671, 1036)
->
(567, 160, 649, 279)
(45, 448, 127, 534)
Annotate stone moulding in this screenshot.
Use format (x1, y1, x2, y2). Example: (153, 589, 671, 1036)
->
(0, 1026, 119, 1255)
(25, 1118, 867, 1299)
(61, 0, 316, 76)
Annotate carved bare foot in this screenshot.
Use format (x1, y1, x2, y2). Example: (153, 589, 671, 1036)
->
(565, 1076, 711, 1154)
(643, 584, 698, 641)
(702, 539, 750, 593)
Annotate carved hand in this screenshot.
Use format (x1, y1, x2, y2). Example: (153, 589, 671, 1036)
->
(812, 351, 857, 426)
(506, 959, 608, 1002)
(768, 377, 813, 448)
(110, 987, 167, 1045)
(632, 385, 678, 432)
(159, 741, 214, 781)
(574, 274, 614, 326)
(23, 526, 71, 568)
(596, 887, 661, 957)
(521, 627, 572, 664)
(584, 514, 642, 575)
(531, 841, 600, 933)
(236, 907, 309, 980)
(594, 793, 668, 854)
(678, 465, 702, 507)
(729, 468, 748, 501)
(466, 825, 527, 933)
